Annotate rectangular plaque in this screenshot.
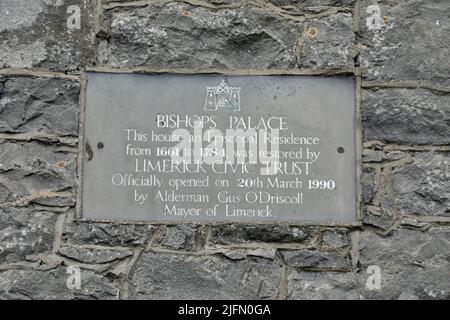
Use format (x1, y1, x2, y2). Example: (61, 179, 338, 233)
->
(80, 73, 358, 224)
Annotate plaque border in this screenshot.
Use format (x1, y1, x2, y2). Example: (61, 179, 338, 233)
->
(75, 68, 363, 227)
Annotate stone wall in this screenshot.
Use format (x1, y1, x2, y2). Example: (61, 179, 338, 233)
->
(0, 0, 449, 300)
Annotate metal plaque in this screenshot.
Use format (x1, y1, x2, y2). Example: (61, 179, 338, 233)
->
(80, 73, 358, 224)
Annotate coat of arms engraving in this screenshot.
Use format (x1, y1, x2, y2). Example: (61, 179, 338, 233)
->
(204, 80, 241, 111)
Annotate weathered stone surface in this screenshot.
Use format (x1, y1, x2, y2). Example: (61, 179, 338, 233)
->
(209, 224, 314, 245)
(287, 271, 358, 299)
(362, 181, 396, 231)
(400, 216, 431, 229)
(0, 207, 57, 264)
(362, 211, 393, 231)
(270, 0, 354, 11)
(31, 193, 75, 207)
(105, 0, 355, 12)
(359, 0, 450, 85)
(0, 141, 77, 204)
(362, 149, 384, 163)
(158, 224, 207, 251)
(222, 248, 277, 260)
(302, 13, 354, 69)
(384, 151, 407, 162)
(363, 88, 450, 145)
(391, 152, 449, 217)
(358, 229, 450, 300)
(361, 149, 409, 164)
(63, 223, 154, 248)
(0, 267, 119, 299)
(361, 166, 378, 204)
(105, 2, 303, 69)
(0, 76, 80, 136)
(63, 211, 155, 247)
(0, 0, 96, 70)
(321, 229, 350, 249)
(131, 252, 282, 299)
(281, 249, 351, 270)
(58, 246, 132, 264)
(0, 184, 13, 204)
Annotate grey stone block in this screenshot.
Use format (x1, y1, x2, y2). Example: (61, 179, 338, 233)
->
(321, 229, 350, 249)
(358, 229, 450, 300)
(363, 88, 450, 145)
(361, 166, 378, 204)
(362, 211, 393, 231)
(359, 0, 450, 85)
(391, 152, 449, 217)
(0, 0, 96, 70)
(301, 13, 354, 69)
(105, 0, 355, 12)
(0, 207, 57, 264)
(0, 267, 119, 299)
(58, 245, 133, 264)
(222, 248, 277, 260)
(362, 149, 384, 163)
(0, 76, 80, 136)
(63, 219, 155, 248)
(130, 251, 282, 299)
(105, 2, 303, 69)
(0, 141, 77, 203)
(280, 249, 352, 270)
(158, 224, 207, 251)
(287, 270, 358, 299)
(270, 0, 355, 11)
(209, 224, 314, 245)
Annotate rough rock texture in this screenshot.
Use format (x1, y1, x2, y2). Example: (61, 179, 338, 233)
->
(209, 224, 315, 245)
(130, 251, 282, 299)
(58, 245, 132, 264)
(157, 224, 207, 251)
(105, 0, 356, 12)
(222, 247, 277, 260)
(363, 88, 450, 145)
(0, 0, 96, 70)
(63, 211, 154, 247)
(105, 2, 304, 69)
(287, 271, 358, 299)
(0, 207, 58, 263)
(0, 141, 77, 204)
(359, 0, 450, 85)
(361, 166, 378, 204)
(321, 229, 350, 249)
(0, 76, 80, 136)
(391, 152, 449, 217)
(269, 0, 355, 11)
(302, 13, 354, 69)
(0, 267, 119, 299)
(281, 249, 351, 270)
(359, 229, 450, 300)
(362, 210, 393, 231)
(104, 2, 355, 69)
